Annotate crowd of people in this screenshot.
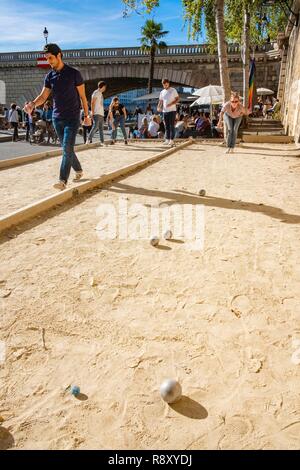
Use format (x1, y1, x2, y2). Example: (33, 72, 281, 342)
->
(0, 81, 280, 147)
(254, 96, 281, 118)
(0, 101, 56, 143)
(1, 42, 281, 189)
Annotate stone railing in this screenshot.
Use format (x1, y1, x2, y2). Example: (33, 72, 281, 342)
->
(0, 43, 275, 63)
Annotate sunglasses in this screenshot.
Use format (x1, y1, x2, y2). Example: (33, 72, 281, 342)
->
(231, 100, 239, 103)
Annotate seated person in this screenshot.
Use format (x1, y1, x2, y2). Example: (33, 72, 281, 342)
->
(148, 115, 160, 138)
(158, 117, 165, 139)
(175, 114, 186, 138)
(129, 124, 139, 138)
(266, 98, 280, 116)
(211, 118, 223, 138)
(138, 117, 149, 139)
(196, 112, 211, 136)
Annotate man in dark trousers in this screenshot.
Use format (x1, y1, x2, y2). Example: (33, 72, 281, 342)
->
(24, 43, 91, 190)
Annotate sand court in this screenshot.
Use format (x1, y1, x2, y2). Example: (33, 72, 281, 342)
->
(0, 142, 300, 450)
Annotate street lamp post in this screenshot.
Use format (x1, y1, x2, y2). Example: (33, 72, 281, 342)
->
(43, 27, 49, 44)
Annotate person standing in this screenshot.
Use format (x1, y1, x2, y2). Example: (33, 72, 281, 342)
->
(108, 96, 128, 145)
(145, 103, 153, 117)
(81, 107, 93, 143)
(87, 81, 107, 145)
(157, 78, 179, 147)
(24, 103, 31, 142)
(8, 103, 19, 142)
(24, 43, 91, 189)
(218, 92, 248, 153)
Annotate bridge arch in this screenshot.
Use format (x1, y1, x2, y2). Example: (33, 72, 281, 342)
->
(15, 64, 210, 104)
(79, 63, 209, 98)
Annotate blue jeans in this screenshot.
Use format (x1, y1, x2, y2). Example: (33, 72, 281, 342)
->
(88, 114, 104, 143)
(224, 113, 243, 148)
(111, 116, 127, 141)
(53, 117, 82, 183)
(163, 111, 176, 140)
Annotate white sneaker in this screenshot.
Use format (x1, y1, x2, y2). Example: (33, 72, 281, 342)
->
(53, 181, 66, 190)
(163, 140, 170, 146)
(225, 148, 231, 154)
(85, 140, 90, 145)
(168, 140, 175, 147)
(99, 142, 104, 147)
(73, 171, 83, 182)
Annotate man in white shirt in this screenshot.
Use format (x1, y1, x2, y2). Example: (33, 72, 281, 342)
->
(157, 78, 179, 146)
(87, 81, 106, 145)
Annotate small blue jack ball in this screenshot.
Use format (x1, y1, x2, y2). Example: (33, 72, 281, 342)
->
(71, 385, 80, 396)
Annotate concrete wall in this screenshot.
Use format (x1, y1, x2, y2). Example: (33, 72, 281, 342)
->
(280, 0, 300, 143)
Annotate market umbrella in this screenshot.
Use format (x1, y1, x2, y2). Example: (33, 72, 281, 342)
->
(132, 91, 193, 102)
(190, 95, 224, 107)
(191, 85, 224, 117)
(257, 87, 274, 96)
(192, 84, 224, 98)
(132, 91, 161, 101)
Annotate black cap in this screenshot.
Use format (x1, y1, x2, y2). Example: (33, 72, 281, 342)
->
(43, 43, 62, 56)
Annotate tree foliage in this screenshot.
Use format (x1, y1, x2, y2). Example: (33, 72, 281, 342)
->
(140, 19, 168, 92)
(140, 18, 168, 52)
(225, 0, 286, 47)
(122, 0, 287, 47)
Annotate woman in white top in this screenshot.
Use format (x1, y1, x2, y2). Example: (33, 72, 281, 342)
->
(8, 103, 19, 142)
(218, 91, 248, 153)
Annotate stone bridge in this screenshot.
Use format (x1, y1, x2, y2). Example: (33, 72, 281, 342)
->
(0, 43, 281, 105)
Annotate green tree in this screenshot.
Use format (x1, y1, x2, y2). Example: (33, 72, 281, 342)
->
(225, 0, 286, 47)
(122, 0, 287, 102)
(182, 0, 231, 99)
(140, 19, 168, 93)
(124, 0, 232, 99)
(225, 0, 286, 107)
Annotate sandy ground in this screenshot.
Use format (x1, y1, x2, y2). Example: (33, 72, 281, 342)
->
(0, 141, 163, 217)
(0, 142, 300, 450)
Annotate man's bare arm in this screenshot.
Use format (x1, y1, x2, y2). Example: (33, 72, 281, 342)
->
(25, 87, 51, 114)
(77, 84, 91, 125)
(91, 97, 97, 115)
(77, 84, 89, 117)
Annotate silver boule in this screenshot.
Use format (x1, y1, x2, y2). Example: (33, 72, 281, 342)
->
(150, 236, 159, 247)
(199, 189, 206, 197)
(160, 379, 182, 404)
(163, 230, 173, 240)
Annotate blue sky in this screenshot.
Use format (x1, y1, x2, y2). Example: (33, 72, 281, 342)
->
(0, 0, 206, 52)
